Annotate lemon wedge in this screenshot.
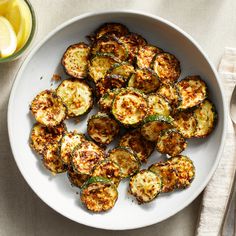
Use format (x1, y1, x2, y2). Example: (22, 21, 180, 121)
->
(0, 0, 12, 15)
(0, 16, 17, 58)
(5, 0, 32, 51)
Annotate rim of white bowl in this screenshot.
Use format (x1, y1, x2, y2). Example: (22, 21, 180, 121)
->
(7, 10, 227, 230)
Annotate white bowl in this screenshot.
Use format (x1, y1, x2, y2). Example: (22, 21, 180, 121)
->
(8, 11, 226, 230)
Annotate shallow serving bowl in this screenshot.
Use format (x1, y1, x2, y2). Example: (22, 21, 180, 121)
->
(7, 11, 226, 230)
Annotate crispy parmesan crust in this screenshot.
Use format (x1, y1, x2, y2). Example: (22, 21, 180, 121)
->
(61, 43, 90, 79)
(141, 115, 173, 142)
(119, 33, 147, 62)
(88, 53, 118, 83)
(149, 162, 177, 193)
(193, 99, 217, 138)
(30, 122, 66, 155)
(87, 112, 120, 145)
(152, 52, 181, 84)
(43, 143, 68, 174)
(91, 160, 121, 186)
(177, 76, 207, 110)
(56, 79, 93, 118)
(67, 165, 90, 188)
(91, 34, 128, 61)
(119, 129, 154, 162)
(30, 90, 67, 127)
(72, 140, 105, 175)
(60, 131, 85, 164)
(96, 74, 126, 97)
(107, 62, 134, 81)
(81, 177, 118, 212)
(128, 68, 160, 94)
(94, 23, 129, 40)
(98, 89, 120, 113)
(129, 170, 162, 203)
(136, 45, 163, 69)
(156, 129, 187, 156)
(108, 147, 140, 178)
(173, 111, 197, 138)
(112, 88, 148, 126)
(148, 93, 171, 116)
(157, 84, 180, 108)
(168, 155, 195, 189)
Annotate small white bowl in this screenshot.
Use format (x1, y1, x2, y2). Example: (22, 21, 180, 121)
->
(7, 11, 226, 230)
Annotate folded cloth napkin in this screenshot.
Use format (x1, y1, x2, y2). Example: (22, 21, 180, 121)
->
(195, 47, 236, 236)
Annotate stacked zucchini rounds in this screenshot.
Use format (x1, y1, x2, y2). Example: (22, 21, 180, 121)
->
(29, 22, 217, 212)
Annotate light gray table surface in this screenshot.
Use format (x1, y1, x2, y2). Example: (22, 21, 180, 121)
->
(0, 0, 235, 235)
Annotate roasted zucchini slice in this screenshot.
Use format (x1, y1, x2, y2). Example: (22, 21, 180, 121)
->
(60, 131, 85, 164)
(156, 129, 187, 156)
(81, 176, 118, 212)
(61, 43, 90, 79)
(173, 111, 197, 138)
(87, 112, 120, 145)
(107, 62, 135, 81)
(148, 93, 171, 116)
(88, 53, 118, 83)
(176, 76, 207, 110)
(129, 170, 162, 204)
(141, 115, 173, 142)
(157, 84, 180, 108)
(96, 74, 126, 97)
(67, 165, 90, 188)
(72, 140, 105, 175)
(56, 79, 93, 118)
(128, 68, 160, 94)
(168, 155, 195, 189)
(152, 52, 181, 84)
(94, 22, 129, 40)
(43, 143, 67, 174)
(30, 122, 66, 155)
(111, 88, 148, 126)
(193, 99, 217, 138)
(91, 160, 121, 186)
(98, 88, 120, 113)
(119, 33, 147, 63)
(30, 90, 67, 127)
(136, 45, 163, 69)
(119, 129, 154, 162)
(108, 147, 140, 178)
(149, 162, 177, 193)
(91, 34, 128, 61)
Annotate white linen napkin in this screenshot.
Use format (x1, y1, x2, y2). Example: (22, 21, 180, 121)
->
(195, 47, 236, 236)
